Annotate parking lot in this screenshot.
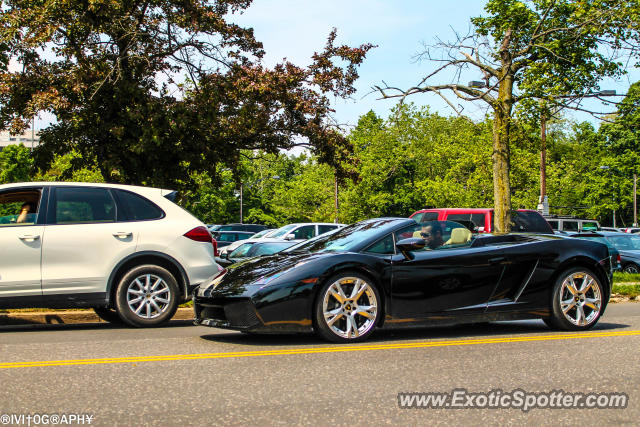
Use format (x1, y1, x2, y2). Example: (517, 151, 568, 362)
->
(1, 303, 638, 426)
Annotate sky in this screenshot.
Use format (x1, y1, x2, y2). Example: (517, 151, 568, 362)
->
(230, 0, 639, 129)
(29, 0, 640, 131)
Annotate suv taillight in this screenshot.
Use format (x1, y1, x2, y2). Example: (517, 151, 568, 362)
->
(184, 226, 218, 256)
(617, 254, 622, 265)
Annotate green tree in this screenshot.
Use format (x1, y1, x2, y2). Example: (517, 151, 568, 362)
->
(376, 0, 638, 231)
(0, 1, 372, 189)
(0, 144, 32, 183)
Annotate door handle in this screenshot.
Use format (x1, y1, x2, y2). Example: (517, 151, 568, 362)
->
(18, 234, 40, 241)
(488, 256, 505, 264)
(113, 232, 132, 238)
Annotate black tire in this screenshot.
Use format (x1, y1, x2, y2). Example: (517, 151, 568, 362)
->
(93, 307, 124, 324)
(313, 272, 381, 343)
(623, 263, 639, 274)
(114, 264, 180, 327)
(545, 267, 604, 331)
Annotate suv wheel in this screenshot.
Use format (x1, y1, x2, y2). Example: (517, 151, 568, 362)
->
(114, 264, 180, 327)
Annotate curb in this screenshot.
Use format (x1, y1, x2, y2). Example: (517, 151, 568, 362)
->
(0, 307, 195, 326)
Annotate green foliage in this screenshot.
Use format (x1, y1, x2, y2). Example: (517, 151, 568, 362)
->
(33, 151, 104, 183)
(0, 1, 373, 190)
(613, 273, 640, 284)
(0, 144, 32, 183)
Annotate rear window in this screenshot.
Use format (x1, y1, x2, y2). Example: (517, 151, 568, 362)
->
(115, 190, 164, 221)
(512, 211, 553, 233)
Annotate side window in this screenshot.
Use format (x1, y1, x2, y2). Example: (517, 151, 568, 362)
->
(292, 225, 315, 240)
(318, 225, 338, 235)
(115, 190, 164, 221)
(547, 220, 558, 230)
(52, 187, 116, 224)
(0, 189, 42, 226)
(562, 220, 578, 231)
(364, 234, 395, 255)
(412, 212, 439, 223)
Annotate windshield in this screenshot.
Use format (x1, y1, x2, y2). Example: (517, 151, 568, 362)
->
(251, 229, 272, 239)
(268, 224, 298, 238)
(285, 219, 398, 254)
(606, 234, 640, 251)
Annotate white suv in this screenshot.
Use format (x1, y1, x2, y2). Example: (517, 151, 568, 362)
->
(0, 182, 220, 327)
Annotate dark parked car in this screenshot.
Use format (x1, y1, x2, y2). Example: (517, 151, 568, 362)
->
(573, 232, 640, 274)
(216, 239, 298, 267)
(195, 218, 611, 343)
(211, 231, 255, 248)
(210, 223, 268, 233)
(566, 231, 622, 272)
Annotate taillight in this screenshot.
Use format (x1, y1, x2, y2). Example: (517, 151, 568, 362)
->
(617, 254, 622, 264)
(184, 226, 218, 256)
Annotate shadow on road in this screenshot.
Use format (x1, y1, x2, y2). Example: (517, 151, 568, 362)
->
(0, 319, 194, 333)
(199, 319, 631, 347)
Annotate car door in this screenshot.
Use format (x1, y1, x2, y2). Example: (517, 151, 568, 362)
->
(0, 186, 46, 303)
(41, 186, 137, 300)
(390, 222, 507, 319)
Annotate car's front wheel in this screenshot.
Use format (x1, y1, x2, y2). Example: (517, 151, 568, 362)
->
(114, 265, 180, 327)
(544, 267, 604, 330)
(313, 273, 381, 343)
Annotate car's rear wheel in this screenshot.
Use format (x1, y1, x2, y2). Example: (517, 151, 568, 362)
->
(545, 267, 604, 330)
(114, 264, 180, 327)
(93, 307, 123, 324)
(623, 263, 639, 274)
(314, 273, 380, 343)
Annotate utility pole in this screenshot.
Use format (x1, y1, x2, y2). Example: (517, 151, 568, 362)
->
(334, 172, 339, 224)
(537, 113, 549, 216)
(239, 184, 243, 224)
(634, 174, 637, 227)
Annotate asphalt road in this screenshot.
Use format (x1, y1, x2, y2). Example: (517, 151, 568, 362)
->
(1, 304, 639, 426)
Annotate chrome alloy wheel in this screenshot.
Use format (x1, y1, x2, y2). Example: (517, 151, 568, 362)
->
(322, 277, 377, 339)
(126, 274, 172, 319)
(559, 272, 602, 326)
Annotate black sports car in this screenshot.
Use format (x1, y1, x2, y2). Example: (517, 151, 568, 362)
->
(194, 218, 612, 343)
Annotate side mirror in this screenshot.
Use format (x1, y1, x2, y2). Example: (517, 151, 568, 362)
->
(396, 238, 425, 260)
(284, 234, 296, 241)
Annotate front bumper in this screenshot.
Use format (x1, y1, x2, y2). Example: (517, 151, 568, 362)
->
(193, 295, 262, 331)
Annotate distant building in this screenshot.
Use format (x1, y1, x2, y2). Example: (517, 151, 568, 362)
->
(0, 130, 40, 151)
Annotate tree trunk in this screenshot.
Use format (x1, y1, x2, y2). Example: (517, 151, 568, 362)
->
(492, 107, 512, 233)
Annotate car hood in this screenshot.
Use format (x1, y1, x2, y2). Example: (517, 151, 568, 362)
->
(203, 251, 336, 297)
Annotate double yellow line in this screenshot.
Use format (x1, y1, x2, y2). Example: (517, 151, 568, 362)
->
(1, 330, 638, 369)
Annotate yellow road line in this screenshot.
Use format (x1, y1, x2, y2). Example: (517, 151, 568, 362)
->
(1, 330, 638, 369)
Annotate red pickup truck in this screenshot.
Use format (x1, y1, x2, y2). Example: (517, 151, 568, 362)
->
(409, 208, 553, 234)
